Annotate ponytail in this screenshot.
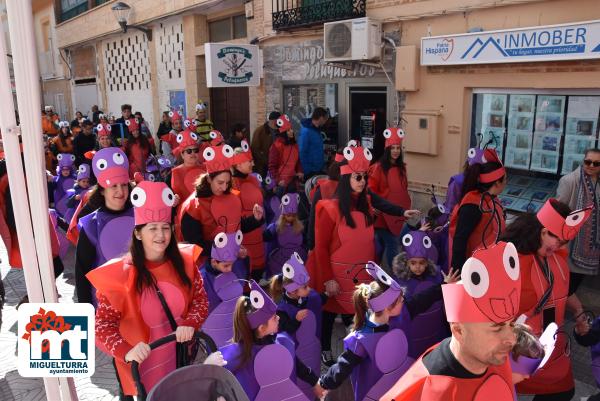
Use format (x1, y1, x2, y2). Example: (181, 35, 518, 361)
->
(269, 274, 284, 302)
(232, 296, 256, 371)
(352, 281, 388, 330)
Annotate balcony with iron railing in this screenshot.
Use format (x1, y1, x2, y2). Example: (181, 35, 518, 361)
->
(272, 0, 366, 31)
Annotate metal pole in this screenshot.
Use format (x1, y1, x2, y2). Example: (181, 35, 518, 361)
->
(3, 0, 78, 399)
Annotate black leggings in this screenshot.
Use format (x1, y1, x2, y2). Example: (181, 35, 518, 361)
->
(568, 272, 586, 296)
(321, 311, 353, 351)
(532, 388, 575, 401)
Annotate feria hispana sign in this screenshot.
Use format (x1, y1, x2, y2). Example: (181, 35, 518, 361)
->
(421, 19, 600, 66)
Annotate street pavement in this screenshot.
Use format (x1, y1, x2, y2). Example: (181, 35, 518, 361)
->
(0, 239, 598, 400)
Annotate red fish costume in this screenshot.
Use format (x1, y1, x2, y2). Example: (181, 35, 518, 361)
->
(448, 149, 506, 265)
(232, 140, 265, 271)
(308, 145, 375, 314)
(368, 127, 410, 236)
(382, 242, 521, 401)
(170, 129, 205, 202)
(88, 181, 209, 396)
(516, 199, 592, 396)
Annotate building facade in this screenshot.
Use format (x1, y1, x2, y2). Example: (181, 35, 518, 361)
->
(254, 0, 600, 210)
(54, 0, 253, 136)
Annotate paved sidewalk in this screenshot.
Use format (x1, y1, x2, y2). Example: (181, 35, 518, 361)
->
(0, 241, 598, 401)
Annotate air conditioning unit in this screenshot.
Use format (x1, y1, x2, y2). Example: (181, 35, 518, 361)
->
(324, 17, 382, 62)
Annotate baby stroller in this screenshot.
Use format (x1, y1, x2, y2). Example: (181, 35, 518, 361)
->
(132, 331, 249, 401)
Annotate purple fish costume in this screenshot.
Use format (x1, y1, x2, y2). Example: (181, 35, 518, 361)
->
(220, 280, 309, 401)
(399, 230, 445, 358)
(276, 252, 323, 399)
(78, 148, 134, 306)
(64, 164, 91, 223)
(342, 262, 414, 401)
(53, 153, 76, 217)
(201, 231, 245, 348)
(266, 193, 307, 276)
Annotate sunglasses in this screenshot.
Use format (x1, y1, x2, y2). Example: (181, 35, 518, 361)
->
(583, 159, 600, 167)
(184, 148, 200, 154)
(352, 173, 368, 182)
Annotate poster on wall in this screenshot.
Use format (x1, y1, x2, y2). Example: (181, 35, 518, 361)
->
(505, 94, 535, 170)
(530, 150, 560, 173)
(561, 96, 600, 174)
(205, 43, 260, 87)
(169, 90, 186, 117)
(505, 148, 531, 169)
(480, 127, 505, 155)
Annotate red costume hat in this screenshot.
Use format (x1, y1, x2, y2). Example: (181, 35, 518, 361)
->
(125, 118, 140, 132)
(183, 117, 198, 130)
(478, 149, 506, 184)
(232, 140, 253, 165)
(442, 241, 521, 323)
(130, 181, 176, 225)
(334, 140, 359, 162)
(168, 109, 182, 122)
(203, 144, 234, 174)
(173, 129, 199, 157)
(339, 145, 372, 175)
(383, 127, 405, 148)
(536, 198, 593, 242)
(96, 123, 112, 137)
(276, 114, 292, 133)
(207, 130, 225, 146)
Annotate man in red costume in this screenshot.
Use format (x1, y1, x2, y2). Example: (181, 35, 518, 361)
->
(382, 241, 521, 401)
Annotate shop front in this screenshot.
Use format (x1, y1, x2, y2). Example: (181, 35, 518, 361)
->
(395, 4, 600, 209)
(262, 38, 398, 162)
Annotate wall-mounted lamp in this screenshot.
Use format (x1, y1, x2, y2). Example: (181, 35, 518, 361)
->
(111, 2, 152, 41)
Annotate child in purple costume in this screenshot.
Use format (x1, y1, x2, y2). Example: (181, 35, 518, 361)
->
(219, 280, 324, 401)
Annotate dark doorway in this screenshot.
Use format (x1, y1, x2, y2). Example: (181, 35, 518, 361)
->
(349, 86, 387, 162)
(210, 87, 250, 141)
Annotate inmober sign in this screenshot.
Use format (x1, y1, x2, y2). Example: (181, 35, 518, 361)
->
(18, 303, 95, 377)
(421, 19, 600, 65)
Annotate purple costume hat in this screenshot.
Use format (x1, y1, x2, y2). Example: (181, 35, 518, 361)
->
(246, 280, 278, 329)
(250, 172, 263, 184)
(280, 193, 300, 215)
(264, 172, 276, 191)
(92, 147, 129, 188)
(211, 230, 243, 262)
(156, 155, 172, 173)
(467, 147, 487, 166)
(281, 252, 309, 293)
(77, 164, 90, 181)
(146, 155, 159, 173)
(510, 322, 557, 375)
(364, 261, 404, 313)
(56, 153, 75, 174)
(401, 230, 438, 262)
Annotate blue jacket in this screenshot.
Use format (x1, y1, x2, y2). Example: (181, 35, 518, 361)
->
(298, 118, 324, 175)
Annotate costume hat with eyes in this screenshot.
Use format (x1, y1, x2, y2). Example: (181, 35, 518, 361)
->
(77, 164, 91, 181)
(382, 127, 405, 148)
(203, 144, 235, 174)
(172, 129, 200, 157)
(443, 241, 521, 323)
(183, 117, 199, 130)
(536, 198, 592, 242)
(53, 153, 77, 217)
(276, 114, 292, 133)
(168, 109, 182, 123)
(92, 147, 130, 188)
(246, 280, 278, 329)
(96, 123, 112, 137)
(364, 261, 405, 312)
(206, 130, 225, 146)
(510, 322, 557, 376)
(478, 148, 505, 184)
(125, 118, 140, 132)
(130, 181, 176, 225)
(211, 230, 243, 262)
(401, 230, 438, 263)
(232, 140, 253, 165)
(339, 145, 373, 175)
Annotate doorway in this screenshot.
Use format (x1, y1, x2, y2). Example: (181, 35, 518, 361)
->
(349, 86, 387, 162)
(210, 87, 250, 141)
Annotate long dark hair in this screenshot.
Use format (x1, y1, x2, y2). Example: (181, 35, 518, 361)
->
(499, 200, 571, 254)
(335, 172, 374, 228)
(59, 127, 72, 148)
(460, 161, 504, 199)
(380, 146, 406, 176)
(130, 224, 191, 293)
(195, 171, 232, 198)
(276, 131, 296, 145)
(85, 183, 134, 212)
(126, 131, 151, 152)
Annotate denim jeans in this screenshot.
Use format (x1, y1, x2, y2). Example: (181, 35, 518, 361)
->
(375, 228, 401, 271)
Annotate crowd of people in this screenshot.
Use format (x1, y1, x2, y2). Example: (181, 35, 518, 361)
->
(1, 101, 600, 401)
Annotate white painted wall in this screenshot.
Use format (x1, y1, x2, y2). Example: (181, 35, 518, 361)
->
(101, 30, 154, 130)
(155, 16, 186, 116)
